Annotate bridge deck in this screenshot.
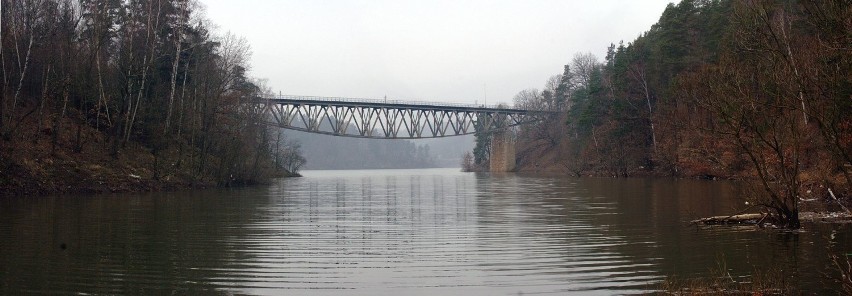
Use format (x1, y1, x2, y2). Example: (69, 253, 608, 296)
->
(256, 95, 553, 139)
(258, 95, 534, 114)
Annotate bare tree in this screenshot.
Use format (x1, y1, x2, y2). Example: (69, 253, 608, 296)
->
(628, 63, 657, 156)
(125, 0, 163, 143)
(682, 36, 807, 228)
(4, 0, 44, 137)
(215, 32, 252, 94)
(461, 151, 474, 172)
(165, 0, 188, 131)
(570, 52, 599, 88)
(280, 140, 306, 174)
(512, 88, 542, 110)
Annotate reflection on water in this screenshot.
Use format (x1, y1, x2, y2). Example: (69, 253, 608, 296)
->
(1, 168, 851, 295)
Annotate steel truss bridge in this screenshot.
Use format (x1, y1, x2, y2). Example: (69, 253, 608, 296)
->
(257, 95, 551, 139)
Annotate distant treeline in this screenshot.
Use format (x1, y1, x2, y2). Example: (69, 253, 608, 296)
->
(512, 0, 850, 228)
(1, 0, 302, 195)
(285, 120, 438, 170)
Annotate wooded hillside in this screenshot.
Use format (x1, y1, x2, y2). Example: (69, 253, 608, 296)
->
(1, 0, 302, 195)
(513, 0, 850, 226)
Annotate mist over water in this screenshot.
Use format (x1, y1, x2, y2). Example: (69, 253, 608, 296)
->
(1, 168, 850, 295)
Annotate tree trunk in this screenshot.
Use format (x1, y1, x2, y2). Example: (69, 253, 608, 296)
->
(777, 11, 808, 124)
(176, 57, 190, 138)
(10, 34, 34, 134)
(125, 0, 162, 143)
(165, 1, 185, 131)
(37, 65, 50, 141)
(52, 82, 69, 154)
(74, 123, 82, 153)
(95, 51, 111, 130)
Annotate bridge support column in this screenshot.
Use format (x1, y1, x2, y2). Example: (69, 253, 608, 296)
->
(490, 130, 515, 172)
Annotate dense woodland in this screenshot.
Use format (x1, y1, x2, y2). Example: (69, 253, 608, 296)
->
(509, 0, 850, 227)
(1, 0, 303, 195)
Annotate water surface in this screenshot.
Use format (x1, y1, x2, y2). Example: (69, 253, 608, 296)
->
(1, 168, 850, 294)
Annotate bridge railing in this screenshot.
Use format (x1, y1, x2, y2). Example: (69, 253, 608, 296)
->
(261, 94, 519, 110)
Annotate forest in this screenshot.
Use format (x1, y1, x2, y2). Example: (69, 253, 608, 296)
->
(504, 0, 850, 228)
(0, 0, 303, 196)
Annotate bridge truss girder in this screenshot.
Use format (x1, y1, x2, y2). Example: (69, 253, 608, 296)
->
(261, 97, 549, 139)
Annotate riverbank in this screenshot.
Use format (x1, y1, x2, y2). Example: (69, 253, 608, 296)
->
(1, 145, 300, 197)
(0, 116, 298, 197)
(1, 145, 214, 197)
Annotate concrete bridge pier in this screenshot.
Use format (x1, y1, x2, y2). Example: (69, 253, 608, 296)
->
(490, 130, 515, 172)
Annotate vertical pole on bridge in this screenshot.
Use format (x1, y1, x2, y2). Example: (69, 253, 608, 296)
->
(490, 129, 515, 172)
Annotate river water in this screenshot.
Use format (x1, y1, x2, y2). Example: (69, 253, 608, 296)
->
(1, 168, 850, 295)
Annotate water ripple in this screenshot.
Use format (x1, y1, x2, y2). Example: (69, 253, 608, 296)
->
(5, 169, 847, 294)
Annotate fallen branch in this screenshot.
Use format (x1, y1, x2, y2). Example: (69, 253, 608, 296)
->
(829, 188, 850, 214)
(695, 212, 852, 225)
(691, 213, 765, 225)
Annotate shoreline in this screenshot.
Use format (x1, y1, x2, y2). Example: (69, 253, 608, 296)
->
(692, 211, 852, 226)
(0, 172, 301, 198)
(1, 136, 300, 198)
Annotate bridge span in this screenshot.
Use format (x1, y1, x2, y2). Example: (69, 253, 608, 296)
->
(258, 95, 551, 139)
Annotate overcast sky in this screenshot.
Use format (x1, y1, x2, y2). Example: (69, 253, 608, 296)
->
(202, 0, 673, 105)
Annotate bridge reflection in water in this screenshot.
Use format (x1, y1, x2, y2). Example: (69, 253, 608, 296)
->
(257, 95, 552, 139)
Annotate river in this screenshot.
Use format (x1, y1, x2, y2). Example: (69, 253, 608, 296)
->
(1, 168, 850, 294)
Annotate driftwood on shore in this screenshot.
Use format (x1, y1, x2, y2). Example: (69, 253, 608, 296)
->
(799, 211, 852, 223)
(693, 212, 852, 225)
(691, 213, 766, 225)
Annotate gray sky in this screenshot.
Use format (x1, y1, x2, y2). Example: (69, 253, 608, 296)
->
(202, 0, 673, 105)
